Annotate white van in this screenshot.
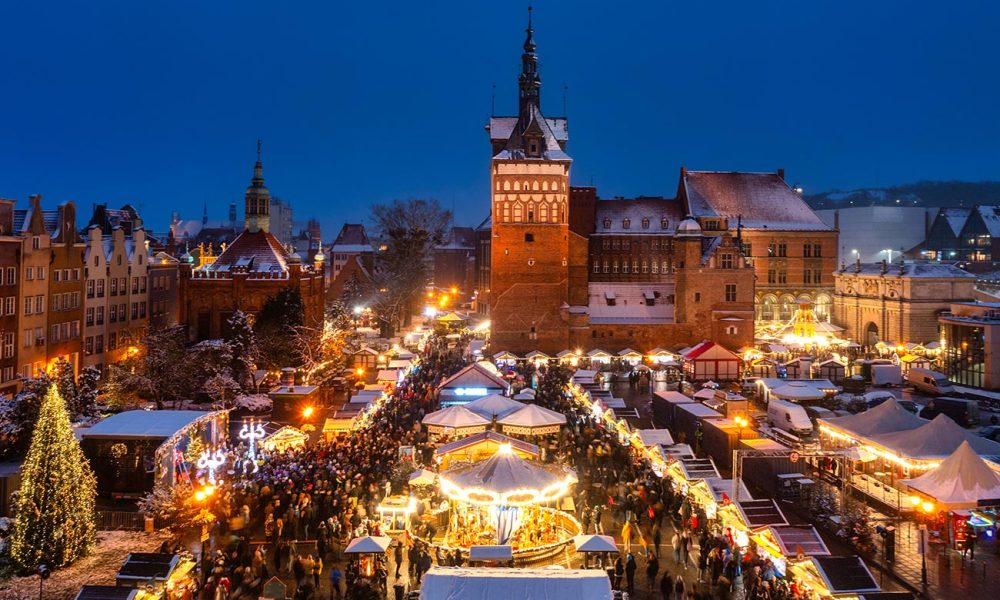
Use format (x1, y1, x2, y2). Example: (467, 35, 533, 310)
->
(905, 368, 954, 395)
(767, 399, 814, 437)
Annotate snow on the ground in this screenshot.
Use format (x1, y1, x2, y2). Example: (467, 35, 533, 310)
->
(0, 530, 171, 599)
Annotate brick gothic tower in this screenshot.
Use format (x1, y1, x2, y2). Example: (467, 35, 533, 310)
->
(489, 7, 574, 353)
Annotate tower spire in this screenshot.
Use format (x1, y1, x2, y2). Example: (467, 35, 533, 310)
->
(245, 140, 271, 233)
(517, 2, 541, 128)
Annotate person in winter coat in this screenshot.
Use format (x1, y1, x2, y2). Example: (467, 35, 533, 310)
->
(660, 571, 672, 599)
(613, 556, 624, 590)
(673, 574, 685, 600)
(645, 553, 659, 594)
(625, 552, 637, 596)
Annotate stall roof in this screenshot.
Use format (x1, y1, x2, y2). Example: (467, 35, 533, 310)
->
(654, 391, 695, 405)
(80, 410, 214, 440)
(422, 405, 490, 429)
(819, 398, 926, 440)
(435, 431, 539, 458)
(75, 586, 138, 600)
(437, 363, 510, 391)
(388, 359, 412, 369)
(344, 536, 392, 554)
(735, 499, 788, 528)
(635, 429, 675, 447)
(498, 404, 567, 428)
(767, 526, 830, 556)
(469, 545, 513, 561)
(676, 403, 724, 419)
(677, 456, 721, 480)
(870, 414, 1000, 460)
(419, 566, 613, 600)
(573, 534, 619, 553)
(901, 441, 1000, 508)
(703, 477, 752, 503)
(442, 449, 576, 495)
(376, 369, 401, 382)
(116, 553, 180, 581)
(464, 394, 526, 419)
(810, 556, 880, 594)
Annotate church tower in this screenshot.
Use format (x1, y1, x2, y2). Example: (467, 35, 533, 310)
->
(245, 139, 271, 233)
(488, 7, 575, 353)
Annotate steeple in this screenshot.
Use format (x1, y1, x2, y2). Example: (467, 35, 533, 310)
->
(517, 3, 541, 131)
(244, 139, 271, 233)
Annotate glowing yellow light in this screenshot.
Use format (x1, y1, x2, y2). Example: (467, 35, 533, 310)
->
(922, 501, 934, 513)
(909, 496, 921, 506)
(356, 367, 365, 376)
(194, 490, 206, 502)
(450, 286, 458, 294)
(303, 406, 315, 418)
(496, 442, 513, 455)
(204, 484, 215, 496)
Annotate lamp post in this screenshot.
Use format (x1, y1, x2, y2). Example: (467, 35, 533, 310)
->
(197, 448, 227, 485)
(238, 418, 265, 474)
(734, 415, 748, 441)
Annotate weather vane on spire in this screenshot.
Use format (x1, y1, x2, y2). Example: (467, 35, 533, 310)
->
(256, 138, 262, 161)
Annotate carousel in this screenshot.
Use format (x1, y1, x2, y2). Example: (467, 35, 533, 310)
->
(431, 444, 581, 562)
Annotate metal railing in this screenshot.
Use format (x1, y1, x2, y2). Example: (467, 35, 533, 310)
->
(96, 509, 144, 531)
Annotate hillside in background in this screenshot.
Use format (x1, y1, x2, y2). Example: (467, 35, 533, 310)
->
(805, 181, 1000, 210)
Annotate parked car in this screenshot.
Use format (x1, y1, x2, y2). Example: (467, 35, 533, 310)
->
(979, 425, 1000, 442)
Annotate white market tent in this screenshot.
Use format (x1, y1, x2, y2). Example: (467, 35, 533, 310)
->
(409, 468, 437, 486)
(464, 394, 526, 419)
(902, 441, 1000, 508)
(440, 449, 576, 500)
(869, 414, 1000, 461)
(573, 534, 619, 553)
(497, 403, 567, 435)
(344, 536, 392, 554)
(518, 388, 537, 398)
(818, 398, 926, 440)
(421, 405, 490, 433)
(419, 567, 612, 600)
(771, 381, 826, 402)
(572, 369, 598, 384)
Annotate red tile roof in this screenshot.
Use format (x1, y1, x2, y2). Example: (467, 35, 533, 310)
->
(682, 171, 830, 231)
(206, 230, 289, 273)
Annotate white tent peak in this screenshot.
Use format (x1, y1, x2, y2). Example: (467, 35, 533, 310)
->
(498, 403, 567, 427)
(464, 394, 526, 419)
(902, 441, 1000, 508)
(422, 405, 490, 429)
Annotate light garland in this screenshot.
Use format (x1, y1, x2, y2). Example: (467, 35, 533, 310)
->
(438, 474, 577, 508)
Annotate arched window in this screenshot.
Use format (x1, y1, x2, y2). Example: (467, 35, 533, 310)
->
(539, 203, 548, 222)
(542, 181, 549, 191)
(603, 218, 611, 229)
(550, 203, 558, 222)
(527, 204, 535, 222)
(503, 180, 510, 191)
(661, 260, 669, 273)
(513, 181, 521, 191)
(815, 294, 832, 323)
(532, 181, 540, 191)
(513, 203, 523, 222)
(502, 203, 511, 222)
(642, 218, 650, 229)
(651, 261, 659, 273)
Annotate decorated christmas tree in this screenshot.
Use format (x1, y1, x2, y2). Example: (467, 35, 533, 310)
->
(10, 387, 97, 569)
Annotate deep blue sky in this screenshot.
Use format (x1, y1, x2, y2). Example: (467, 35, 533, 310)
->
(2, 1, 998, 237)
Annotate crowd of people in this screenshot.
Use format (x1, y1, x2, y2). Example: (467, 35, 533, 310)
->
(187, 335, 467, 599)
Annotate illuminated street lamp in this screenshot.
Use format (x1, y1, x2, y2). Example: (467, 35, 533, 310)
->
(734, 415, 748, 441)
(303, 406, 315, 419)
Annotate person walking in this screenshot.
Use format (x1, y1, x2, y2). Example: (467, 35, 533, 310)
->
(394, 541, 404, 578)
(671, 531, 681, 565)
(313, 554, 323, 591)
(625, 552, 637, 597)
(613, 555, 624, 591)
(659, 571, 672, 599)
(673, 574, 685, 600)
(645, 553, 659, 594)
(328, 563, 342, 600)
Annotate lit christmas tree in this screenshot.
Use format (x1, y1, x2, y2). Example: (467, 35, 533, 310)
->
(10, 387, 97, 569)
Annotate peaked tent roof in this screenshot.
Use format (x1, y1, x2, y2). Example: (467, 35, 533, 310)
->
(573, 534, 619, 553)
(421, 405, 490, 429)
(818, 398, 927, 440)
(869, 414, 1000, 460)
(902, 441, 1000, 508)
(437, 363, 510, 392)
(441, 449, 575, 495)
(464, 394, 526, 419)
(682, 341, 740, 361)
(343, 536, 392, 554)
(497, 403, 567, 428)
(435, 431, 539, 458)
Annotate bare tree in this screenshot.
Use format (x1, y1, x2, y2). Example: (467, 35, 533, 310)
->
(370, 198, 452, 335)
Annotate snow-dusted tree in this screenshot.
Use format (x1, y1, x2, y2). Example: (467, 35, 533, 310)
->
(294, 301, 360, 386)
(0, 372, 53, 457)
(75, 366, 101, 419)
(224, 310, 258, 392)
(204, 373, 243, 409)
(10, 387, 96, 569)
(105, 326, 196, 410)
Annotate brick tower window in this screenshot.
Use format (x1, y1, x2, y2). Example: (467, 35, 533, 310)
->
(524, 233, 534, 243)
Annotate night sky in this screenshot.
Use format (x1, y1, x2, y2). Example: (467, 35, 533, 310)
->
(2, 1, 998, 236)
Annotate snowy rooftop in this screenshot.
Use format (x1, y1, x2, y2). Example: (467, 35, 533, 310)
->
(839, 262, 974, 279)
(938, 207, 972, 237)
(593, 197, 685, 234)
(976, 206, 1000, 237)
(80, 410, 213, 440)
(682, 171, 831, 231)
(587, 283, 675, 325)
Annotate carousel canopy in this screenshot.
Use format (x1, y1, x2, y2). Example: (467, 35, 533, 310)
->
(421, 405, 490, 429)
(464, 394, 526, 419)
(344, 536, 392, 554)
(420, 567, 613, 600)
(573, 534, 619, 553)
(409, 468, 437, 486)
(819, 398, 926, 440)
(439, 446, 577, 506)
(902, 441, 1000, 508)
(869, 414, 1000, 461)
(771, 382, 826, 402)
(498, 404, 567, 429)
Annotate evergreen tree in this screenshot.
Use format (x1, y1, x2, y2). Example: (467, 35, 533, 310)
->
(75, 366, 101, 419)
(225, 310, 258, 392)
(10, 387, 97, 569)
(0, 372, 53, 457)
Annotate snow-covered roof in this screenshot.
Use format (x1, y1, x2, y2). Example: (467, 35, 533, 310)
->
(869, 414, 1000, 460)
(80, 410, 213, 440)
(974, 206, 1000, 237)
(939, 207, 972, 237)
(489, 116, 568, 144)
(839, 262, 974, 279)
(420, 567, 612, 600)
(437, 363, 509, 392)
(593, 197, 685, 234)
(463, 394, 526, 419)
(634, 429, 675, 447)
(435, 431, 539, 458)
(682, 171, 831, 231)
(587, 283, 675, 325)
(492, 105, 571, 162)
(421, 405, 490, 429)
(204, 230, 290, 274)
